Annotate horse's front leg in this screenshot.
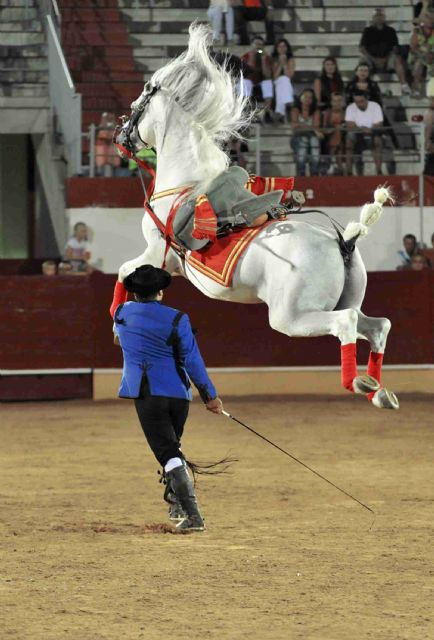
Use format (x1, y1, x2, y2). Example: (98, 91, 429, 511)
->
(118, 238, 168, 282)
(110, 239, 178, 318)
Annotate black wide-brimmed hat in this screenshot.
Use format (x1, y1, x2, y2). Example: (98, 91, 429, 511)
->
(123, 264, 171, 296)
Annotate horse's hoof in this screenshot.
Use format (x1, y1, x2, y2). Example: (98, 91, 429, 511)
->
(353, 375, 380, 395)
(371, 388, 400, 410)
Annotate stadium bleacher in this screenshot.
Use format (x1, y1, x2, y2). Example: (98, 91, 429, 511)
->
(0, 0, 426, 176)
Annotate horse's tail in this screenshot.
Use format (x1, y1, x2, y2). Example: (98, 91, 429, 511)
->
(342, 186, 395, 244)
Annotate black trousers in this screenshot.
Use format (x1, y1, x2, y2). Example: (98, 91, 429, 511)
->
(134, 377, 189, 468)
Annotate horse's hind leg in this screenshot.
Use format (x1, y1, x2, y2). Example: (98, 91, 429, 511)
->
(268, 307, 361, 393)
(356, 311, 399, 409)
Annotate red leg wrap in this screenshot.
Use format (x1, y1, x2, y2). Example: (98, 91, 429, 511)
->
(341, 343, 358, 392)
(367, 351, 384, 401)
(109, 280, 129, 318)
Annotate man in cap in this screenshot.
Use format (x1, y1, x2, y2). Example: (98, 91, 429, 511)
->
(113, 265, 224, 531)
(359, 8, 410, 95)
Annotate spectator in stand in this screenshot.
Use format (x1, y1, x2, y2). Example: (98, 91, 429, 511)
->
(240, 35, 274, 122)
(290, 89, 323, 176)
(322, 92, 346, 175)
(207, 0, 234, 45)
(313, 57, 344, 112)
(423, 89, 434, 173)
(410, 252, 432, 270)
(396, 233, 420, 269)
(228, 137, 249, 168)
(359, 9, 410, 96)
(41, 260, 57, 276)
(346, 62, 400, 161)
(95, 112, 121, 177)
(63, 222, 93, 274)
(212, 48, 244, 79)
(345, 62, 382, 105)
(235, 0, 275, 46)
(409, 16, 434, 96)
(345, 90, 384, 175)
(58, 261, 73, 275)
(414, 0, 434, 21)
(271, 38, 295, 122)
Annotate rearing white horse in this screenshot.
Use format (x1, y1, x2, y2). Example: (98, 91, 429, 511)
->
(116, 23, 398, 410)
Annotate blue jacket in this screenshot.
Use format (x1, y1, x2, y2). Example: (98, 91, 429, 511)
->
(114, 300, 217, 402)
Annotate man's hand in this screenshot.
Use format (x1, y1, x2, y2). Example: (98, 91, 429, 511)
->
(206, 397, 224, 414)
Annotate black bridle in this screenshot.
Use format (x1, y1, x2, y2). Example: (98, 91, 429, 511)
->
(114, 82, 160, 154)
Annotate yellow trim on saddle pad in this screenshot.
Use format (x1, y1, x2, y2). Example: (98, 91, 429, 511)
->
(186, 225, 270, 287)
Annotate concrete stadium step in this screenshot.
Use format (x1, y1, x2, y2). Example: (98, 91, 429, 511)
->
(120, 6, 409, 22)
(0, 69, 48, 83)
(0, 32, 45, 46)
(132, 55, 401, 77)
(128, 31, 409, 48)
(129, 33, 189, 46)
(0, 7, 38, 19)
(0, 83, 48, 97)
(1, 43, 47, 57)
(1, 20, 43, 31)
(0, 95, 48, 108)
(0, 0, 36, 6)
(296, 7, 412, 21)
(2, 56, 47, 70)
(318, 0, 411, 6)
(118, 0, 411, 7)
(56, 0, 118, 6)
(129, 45, 167, 57)
(123, 19, 410, 38)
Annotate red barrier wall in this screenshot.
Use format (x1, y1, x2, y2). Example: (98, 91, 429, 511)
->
(1, 271, 433, 370)
(66, 176, 423, 208)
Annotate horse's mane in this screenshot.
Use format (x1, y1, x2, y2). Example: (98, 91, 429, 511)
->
(147, 22, 252, 193)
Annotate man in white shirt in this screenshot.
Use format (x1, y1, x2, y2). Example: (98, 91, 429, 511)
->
(345, 90, 384, 175)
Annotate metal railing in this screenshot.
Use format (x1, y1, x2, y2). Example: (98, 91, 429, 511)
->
(45, 14, 82, 176)
(248, 122, 425, 175)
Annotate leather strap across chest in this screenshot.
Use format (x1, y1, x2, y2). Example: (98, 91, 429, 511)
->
(145, 187, 193, 269)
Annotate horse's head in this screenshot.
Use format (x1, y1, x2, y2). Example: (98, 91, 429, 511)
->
(115, 81, 162, 154)
(115, 22, 250, 163)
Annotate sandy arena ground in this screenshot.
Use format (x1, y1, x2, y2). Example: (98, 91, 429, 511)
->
(1, 396, 434, 640)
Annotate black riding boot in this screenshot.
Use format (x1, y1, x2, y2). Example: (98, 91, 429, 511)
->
(163, 479, 185, 521)
(166, 463, 205, 531)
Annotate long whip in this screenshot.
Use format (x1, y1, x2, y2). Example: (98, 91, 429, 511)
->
(222, 410, 375, 520)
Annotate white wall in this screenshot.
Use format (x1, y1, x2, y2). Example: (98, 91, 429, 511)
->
(67, 208, 145, 273)
(67, 205, 434, 273)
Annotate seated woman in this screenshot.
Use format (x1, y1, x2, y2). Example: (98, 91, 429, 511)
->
(290, 89, 323, 176)
(322, 92, 346, 175)
(345, 62, 382, 105)
(313, 57, 344, 112)
(271, 38, 295, 122)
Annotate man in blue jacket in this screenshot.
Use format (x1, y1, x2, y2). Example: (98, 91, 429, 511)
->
(114, 264, 224, 531)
